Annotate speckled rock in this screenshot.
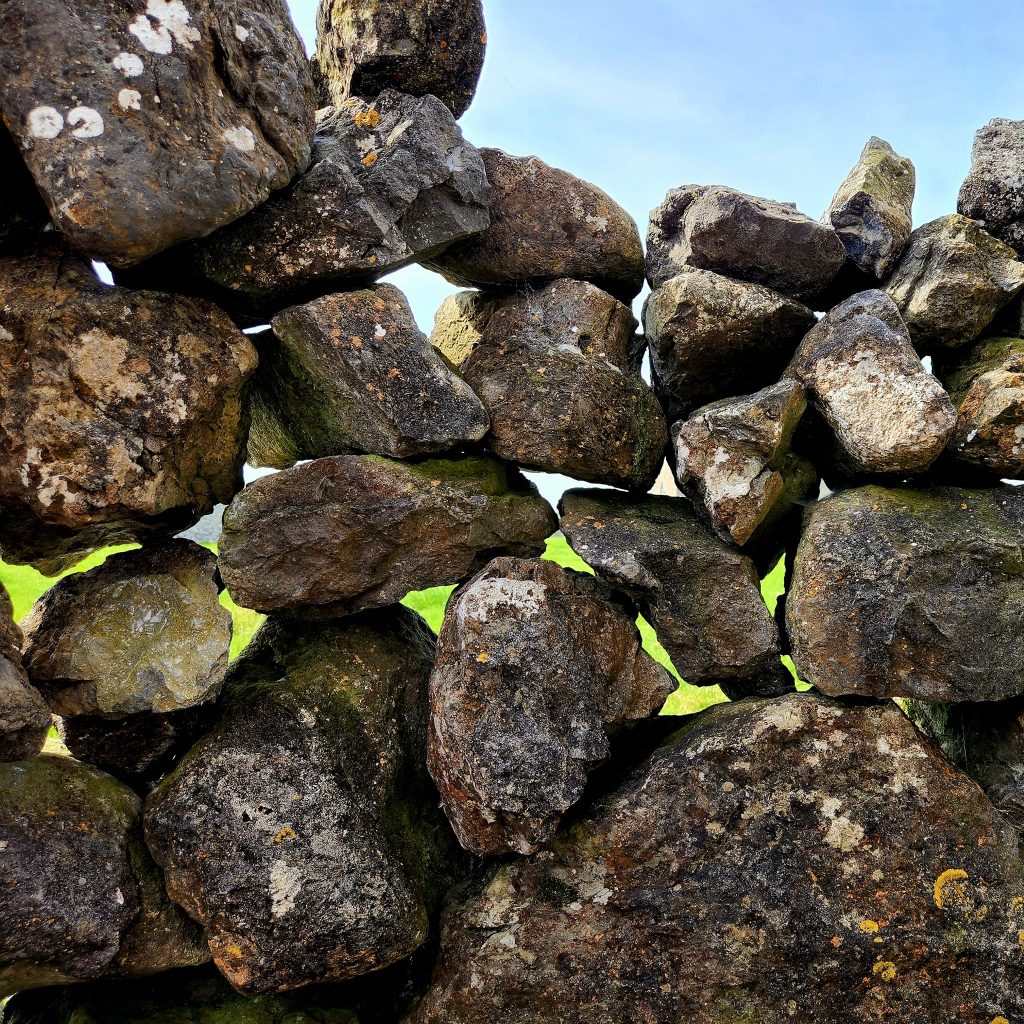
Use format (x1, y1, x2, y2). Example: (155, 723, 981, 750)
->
(788, 484, 1024, 700)
(315, 0, 486, 118)
(0, 123, 47, 250)
(424, 149, 646, 303)
(884, 214, 1024, 350)
(0, 583, 49, 763)
(646, 184, 846, 302)
(0, 755, 207, 998)
(0, 0, 315, 266)
(218, 454, 556, 616)
(0, 241, 257, 576)
(958, 118, 1024, 252)
(642, 267, 816, 420)
(247, 285, 488, 468)
(429, 290, 505, 368)
(428, 557, 674, 856)
(144, 607, 466, 996)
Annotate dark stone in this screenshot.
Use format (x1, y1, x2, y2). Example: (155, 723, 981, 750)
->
(0, 583, 49, 763)
(0, 122, 47, 250)
(958, 118, 1024, 252)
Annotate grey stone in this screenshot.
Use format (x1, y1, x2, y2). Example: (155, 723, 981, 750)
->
(958, 118, 1024, 252)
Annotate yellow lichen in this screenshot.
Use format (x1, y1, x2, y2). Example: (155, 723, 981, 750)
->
(273, 826, 297, 844)
(361, 151, 378, 167)
(353, 108, 380, 128)
(476, 652, 491, 663)
(859, 919, 880, 934)
(872, 961, 897, 982)
(934, 868, 969, 909)
(991, 1017, 1011, 1024)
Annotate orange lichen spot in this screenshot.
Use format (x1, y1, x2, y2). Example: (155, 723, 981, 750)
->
(439, 40, 448, 49)
(351, 336, 363, 347)
(353, 108, 380, 128)
(934, 868, 969, 909)
(859, 919, 880, 934)
(991, 1018, 1011, 1024)
(476, 652, 491, 663)
(388, 367, 401, 379)
(481, 31, 488, 44)
(592, 521, 605, 529)
(830, 936, 843, 948)
(273, 826, 297, 844)
(872, 961, 897, 982)
(430, 479, 441, 487)
(129, 357, 151, 374)
(361, 151, 379, 167)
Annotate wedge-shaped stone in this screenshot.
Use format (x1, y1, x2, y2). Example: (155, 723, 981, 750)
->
(0, 583, 48, 763)
(958, 118, 1024, 252)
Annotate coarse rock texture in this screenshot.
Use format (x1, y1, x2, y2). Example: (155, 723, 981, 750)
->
(824, 136, 916, 278)
(428, 289, 505, 369)
(218, 454, 556, 616)
(427, 557, 674, 856)
(884, 214, 1024, 350)
(0, 124, 47, 250)
(642, 267, 816, 420)
(144, 607, 466, 996)
(787, 290, 957, 477)
(958, 118, 1024, 252)
(0, 583, 49, 763)
(412, 693, 1024, 1024)
(424, 149, 646, 303)
(558, 489, 789, 695)
(672, 380, 818, 546)
(0, 242, 257, 575)
(646, 184, 846, 302)
(315, 0, 486, 118)
(0, 755, 207, 998)
(247, 285, 488, 468)
(787, 484, 1024, 701)
(0, 0, 315, 266)
(22, 540, 232, 718)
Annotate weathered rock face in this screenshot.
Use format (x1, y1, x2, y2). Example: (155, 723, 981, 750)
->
(825, 136, 915, 278)
(316, 0, 486, 118)
(424, 149, 646, 303)
(247, 285, 488, 468)
(0, 242, 257, 575)
(646, 184, 846, 302)
(788, 290, 957, 477)
(0, 124, 48, 250)
(643, 267, 816, 420)
(0, 755, 207, 997)
(0, 584, 49, 763)
(429, 290, 505, 369)
(958, 118, 1024, 252)
(0, 0, 315, 266)
(218, 454, 556, 616)
(428, 557, 673, 857)
(144, 608, 466, 996)
(788, 484, 1024, 701)
(884, 214, 1024, 350)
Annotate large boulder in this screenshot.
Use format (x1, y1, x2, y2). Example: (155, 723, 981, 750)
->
(958, 118, 1024, 252)
(144, 607, 466, 996)
(0, 0, 315, 266)
(0, 583, 49, 763)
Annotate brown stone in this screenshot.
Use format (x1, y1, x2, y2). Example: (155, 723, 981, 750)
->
(0, 583, 49, 763)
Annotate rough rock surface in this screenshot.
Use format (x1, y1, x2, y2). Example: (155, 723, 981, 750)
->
(428, 557, 674, 856)
(429, 290, 505, 368)
(145, 608, 466, 996)
(0, 242, 257, 575)
(0, 584, 49, 763)
(0, 755, 207, 997)
(788, 290, 957, 476)
(0, 0, 315, 266)
(424, 149, 646, 302)
(0, 124, 47, 250)
(643, 267, 816, 420)
(248, 285, 488, 468)
(646, 184, 846, 301)
(316, 0, 486, 118)
(788, 484, 1024, 700)
(884, 214, 1024, 350)
(218, 454, 556, 616)
(958, 118, 1024, 252)
(825, 136, 915, 278)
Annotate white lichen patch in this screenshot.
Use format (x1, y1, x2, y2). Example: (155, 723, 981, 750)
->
(129, 0, 201, 56)
(27, 106, 64, 140)
(458, 577, 548, 625)
(235, 24, 250, 41)
(68, 106, 104, 139)
(118, 89, 143, 111)
(223, 126, 256, 152)
(0, 326, 14, 342)
(269, 859, 302, 919)
(113, 52, 145, 77)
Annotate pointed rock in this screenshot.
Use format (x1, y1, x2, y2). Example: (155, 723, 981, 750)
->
(0, 583, 48, 763)
(958, 118, 1024, 252)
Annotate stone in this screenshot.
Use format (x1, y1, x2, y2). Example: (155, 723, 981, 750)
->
(22, 540, 232, 718)
(428, 557, 674, 856)
(0, 123, 47, 250)
(429, 290, 506, 368)
(787, 484, 1024, 701)
(0, 583, 49, 763)
(218, 454, 556, 616)
(642, 267, 816, 420)
(144, 607, 466, 996)
(0, 0, 315, 266)
(824, 137, 915, 278)
(0, 241, 257, 575)
(672, 380, 818, 546)
(316, 0, 486, 118)
(958, 118, 1024, 252)
(787, 290, 957, 476)
(247, 284, 489, 468)
(0, 754, 207, 998)
(412, 693, 1024, 1024)
(558, 489, 789, 693)
(424, 149, 646, 303)
(646, 184, 846, 302)
(884, 214, 1024, 350)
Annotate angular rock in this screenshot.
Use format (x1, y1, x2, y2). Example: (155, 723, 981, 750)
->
(425, 149, 646, 303)
(958, 118, 1024, 252)
(144, 607, 466, 995)
(22, 540, 232, 719)
(788, 290, 957, 476)
(248, 285, 488, 468)
(429, 290, 506, 368)
(0, 123, 47, 250)
(428, 557, 674, 856)
(646, 184, 846, 301)
(0, 0, 315, 266)
(316, 0, 487, 118)
(884, 214, 1024, 350)
(788, 484, 1024, 700)
(414, 693, 1024, 1024)
(0, 755, 207, 997)
(825, 136, 915, 278)
(643, 267, 816, 419)
(218, 454, 556, 616)
(0, 583, 49, 763)
(0, 241, 257, 575)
